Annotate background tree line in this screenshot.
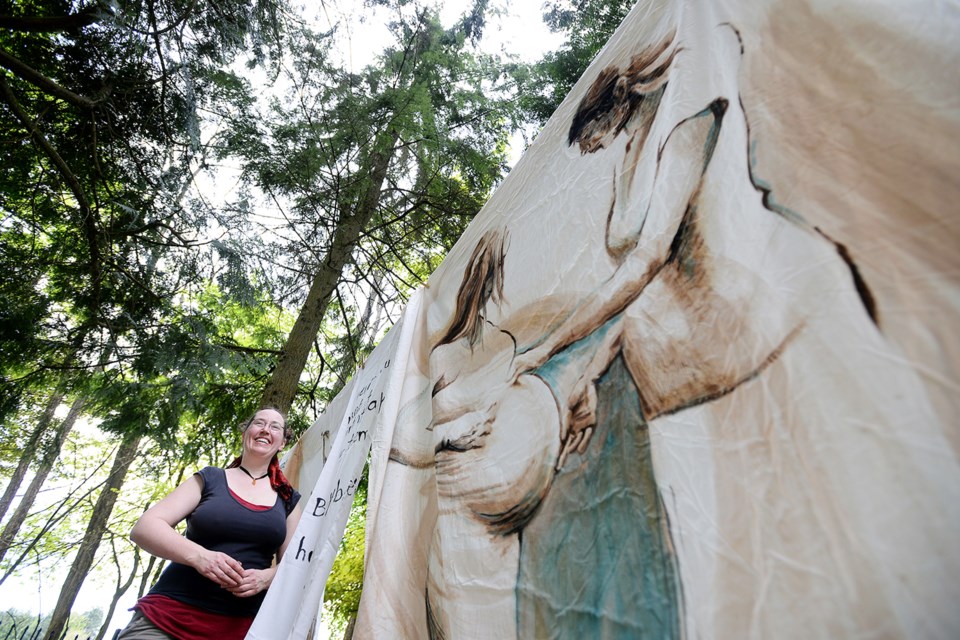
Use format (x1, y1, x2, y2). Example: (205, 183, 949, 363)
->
(0, 0, 632, 637)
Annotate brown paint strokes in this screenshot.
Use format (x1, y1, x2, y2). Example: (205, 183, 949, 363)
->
(568, 31, 677, 153)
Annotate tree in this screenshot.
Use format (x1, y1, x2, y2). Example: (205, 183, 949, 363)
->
(0, 608, 41, 638)
(0, 395, 83, 565)
(0, 0, 297, 420)
(41, 432, 141, 640)
(0, 449, 111, 586)
(0, 0, 557, 632)
(94, 535, 140, 640)
(0, 381, 67, 523)
(1, 3, 304, 630)
(225, 2, 518, 414)
(0, 606, 104, 639)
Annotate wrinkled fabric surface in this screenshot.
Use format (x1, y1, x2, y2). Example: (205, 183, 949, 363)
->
(251, 1, 960, 638)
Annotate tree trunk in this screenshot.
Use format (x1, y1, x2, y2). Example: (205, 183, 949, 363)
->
(137, 554, 160, 598)
(260, 133, 399, 413)
(41, 433, 141, 640)
(0, 384, 65, 522)
(0, 48, 99, 109)
(0, 395, 83, 565)
(0, 458, 110, 586)
(341, 614, 357, 640)
(95, 545, 140, 640)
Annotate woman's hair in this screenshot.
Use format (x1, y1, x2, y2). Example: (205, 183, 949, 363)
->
(228, 406, 296, 507)
(435, 228, 508, 349)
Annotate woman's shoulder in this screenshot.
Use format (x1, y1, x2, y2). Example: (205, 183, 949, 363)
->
(281, 489, 302, 517)
(194, 466, 227, 489)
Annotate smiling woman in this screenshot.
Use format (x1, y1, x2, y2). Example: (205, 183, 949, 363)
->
(118, 408, 302, 640)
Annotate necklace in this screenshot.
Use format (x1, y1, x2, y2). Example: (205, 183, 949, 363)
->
(238, 465, 269, 485)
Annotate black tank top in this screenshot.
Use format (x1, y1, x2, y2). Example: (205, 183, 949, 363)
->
(148, 466, 301, 616)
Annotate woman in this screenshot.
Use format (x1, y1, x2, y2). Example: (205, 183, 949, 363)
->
(395, 229, 565, 536)
(510, 23, 906, 639)
(119, 407, 302, 640)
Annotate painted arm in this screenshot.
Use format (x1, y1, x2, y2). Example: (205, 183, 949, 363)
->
(130, 474, 244, 588)
(515, 99, 726, 375)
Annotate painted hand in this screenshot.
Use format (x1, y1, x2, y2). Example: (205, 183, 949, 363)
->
(557, 381, 598, 470)
(510, 345, 548, 383)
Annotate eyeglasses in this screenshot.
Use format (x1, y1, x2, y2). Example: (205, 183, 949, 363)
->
(250, 418, 284, 433)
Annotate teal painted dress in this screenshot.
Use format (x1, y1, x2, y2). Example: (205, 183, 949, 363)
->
(516, 342, 682, 639)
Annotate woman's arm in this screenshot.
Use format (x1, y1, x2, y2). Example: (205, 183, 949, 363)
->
(278, 504, 302, 561)
(228, 503, 303, 598)
(131, 474, 244, 587)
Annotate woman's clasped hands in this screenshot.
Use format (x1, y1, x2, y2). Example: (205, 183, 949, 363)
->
(192, 548, 243, 587)
(191, 549, 272, 597)
(226, 568, 272, 598)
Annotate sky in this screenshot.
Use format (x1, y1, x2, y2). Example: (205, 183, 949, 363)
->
(328, 0, 564, 72)
(0, 1, 565, 636)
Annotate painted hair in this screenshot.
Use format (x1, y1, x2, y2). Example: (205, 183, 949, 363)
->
(228, 406, 295, 507)
(435, 228, 508, 349)
(569, 32, 678, 153)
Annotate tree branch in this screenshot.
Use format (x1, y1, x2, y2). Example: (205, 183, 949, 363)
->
(0, 8, 100, 33)
(217, 343, 284, 356)
(114, 219, 197, 247)
(0, 75, 102, 295)
(119, 0, 200, 37)
(0, 47, 99, 109)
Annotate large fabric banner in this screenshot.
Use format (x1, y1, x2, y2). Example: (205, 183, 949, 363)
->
(262, 0, 960, 637)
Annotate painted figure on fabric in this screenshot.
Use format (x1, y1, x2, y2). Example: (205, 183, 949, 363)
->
(514, 25, 876, 443)
(390, 228, 569, 637)
(352, 1, 960, 637)
(388, 20, 915, 640)
(512, 22, 891, 639)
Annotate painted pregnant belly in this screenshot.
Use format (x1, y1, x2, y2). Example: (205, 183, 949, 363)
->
(435, 376, 561, 536)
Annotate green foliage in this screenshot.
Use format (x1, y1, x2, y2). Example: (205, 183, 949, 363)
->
(0, 0, 297, 428)
(0, 608, 41, 637)
(228, 3, 519, 416)
(0, 2, 305, 628)
(323, 465, 368, 630)
(0, 0, 595, 631)
(514, 0, 635, 126)
(80, 279, 297, 447)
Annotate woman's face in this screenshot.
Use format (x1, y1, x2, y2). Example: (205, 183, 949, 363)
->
(244, 409, 287, 458)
